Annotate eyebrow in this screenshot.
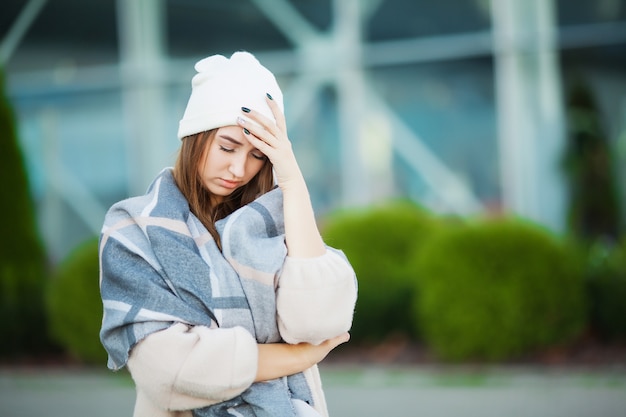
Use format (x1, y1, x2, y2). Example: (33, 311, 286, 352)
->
(218, 134, 243, 146)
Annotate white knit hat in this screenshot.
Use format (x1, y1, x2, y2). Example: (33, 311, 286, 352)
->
(177, 51, 284, 140)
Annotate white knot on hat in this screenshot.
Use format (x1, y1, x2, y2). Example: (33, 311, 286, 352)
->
(177, 51, 284, 140)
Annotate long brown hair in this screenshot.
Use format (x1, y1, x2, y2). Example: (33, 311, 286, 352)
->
(173, 129, 275, 248)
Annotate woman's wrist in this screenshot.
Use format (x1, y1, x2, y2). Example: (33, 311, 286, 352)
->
(255, 342, 312, 382)
(276, 166, 306, 193)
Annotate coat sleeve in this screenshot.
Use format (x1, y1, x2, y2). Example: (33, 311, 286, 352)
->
(126, 323, 258, 412)
(276, 248, 358, 345)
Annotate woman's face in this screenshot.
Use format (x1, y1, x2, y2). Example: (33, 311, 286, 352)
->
(198, 125, 267, 204)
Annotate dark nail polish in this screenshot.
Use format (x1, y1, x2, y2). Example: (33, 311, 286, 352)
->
(243, 128, 250, 135)
(241, 107, 251, 113)
(266, 93, 273, 100)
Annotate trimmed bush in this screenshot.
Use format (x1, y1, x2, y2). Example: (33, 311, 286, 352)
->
(46, 237, 107, 364)
(585, 239, 626, 341)
(413, 218, 587, 361)
(321, 200, 444, 342)
(0, 68, 50, 357)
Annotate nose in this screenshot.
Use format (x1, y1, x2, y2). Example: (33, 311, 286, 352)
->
(228, 153, 247, 178)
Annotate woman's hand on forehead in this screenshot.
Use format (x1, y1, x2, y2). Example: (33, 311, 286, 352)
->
(238, 96, 304, 190)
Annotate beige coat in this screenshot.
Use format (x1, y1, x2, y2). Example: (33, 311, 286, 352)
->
(126, 250, 357, 417)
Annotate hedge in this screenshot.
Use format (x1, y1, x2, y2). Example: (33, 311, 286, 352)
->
(0, 68, 50, 357)
(585, 238, 626, 341)
(321, 200, 444, 342)
(412, 218, 587, 361)
(46, 237, 107, 364)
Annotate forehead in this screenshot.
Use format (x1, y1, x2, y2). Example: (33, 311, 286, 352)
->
(215, 125, 246, 142)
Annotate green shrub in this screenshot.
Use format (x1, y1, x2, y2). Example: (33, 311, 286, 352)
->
(0, 68, 50, 357)
(585, 238, 626, 341)
(413, 218, 587, 361)
(321, 200, 444, 342)
(46, 237, 107, 364)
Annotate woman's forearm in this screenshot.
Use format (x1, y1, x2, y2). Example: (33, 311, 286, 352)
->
(255, 333, 350, 382)
(281, 174, 326, 258)
(255, 342, 311, 382)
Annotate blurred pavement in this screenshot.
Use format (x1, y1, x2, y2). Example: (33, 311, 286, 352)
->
(1, 365, 625, 417)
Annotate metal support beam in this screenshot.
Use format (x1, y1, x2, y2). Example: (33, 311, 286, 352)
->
(248, 0, 483, 209)
(116, 0, 170, 196)
(491, 0, 567, 231)
(253, 0, 376, 205)
(365, 85, 484, 215)
(333, 0, 371, 205)
(249, 0, 319, 45)
(0, 0, 47, 65)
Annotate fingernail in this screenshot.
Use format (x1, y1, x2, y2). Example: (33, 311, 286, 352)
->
(243, 128, 250, 135)
(241, 107, 251, 113)
(266, 93, 273, 100)
(237, 116, 246, 125)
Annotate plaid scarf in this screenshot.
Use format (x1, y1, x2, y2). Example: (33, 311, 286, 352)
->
(99, 168, 316, 417)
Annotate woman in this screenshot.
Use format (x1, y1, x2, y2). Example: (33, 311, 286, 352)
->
(99, 51, 357, 417)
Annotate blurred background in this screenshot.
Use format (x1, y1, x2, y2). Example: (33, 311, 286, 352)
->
(2, 0, 625, 261)
(1, 0, 626, 416)
(1, 0, 626, 400)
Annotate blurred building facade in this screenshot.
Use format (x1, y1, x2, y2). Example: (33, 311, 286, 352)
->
(2, 0, 626, 262)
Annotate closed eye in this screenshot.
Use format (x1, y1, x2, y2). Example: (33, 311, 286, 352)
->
(220, 146, 234, 153)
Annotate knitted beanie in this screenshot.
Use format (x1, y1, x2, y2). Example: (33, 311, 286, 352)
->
(177, 51, 284, 140)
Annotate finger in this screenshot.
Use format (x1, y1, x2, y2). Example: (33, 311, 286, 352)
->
(337, 332, 350, 344)
(241, 127, 273, 153)
(265, 94, 287, 133)
(238, 117, 278, 147)
(241, 106, 280, 137)
(326, 332, 350, 349)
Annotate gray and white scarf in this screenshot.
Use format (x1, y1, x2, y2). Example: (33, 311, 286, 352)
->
(99, 168, 315, 417)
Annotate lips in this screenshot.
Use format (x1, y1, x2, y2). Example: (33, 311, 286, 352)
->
(219, 178, 240, 189)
